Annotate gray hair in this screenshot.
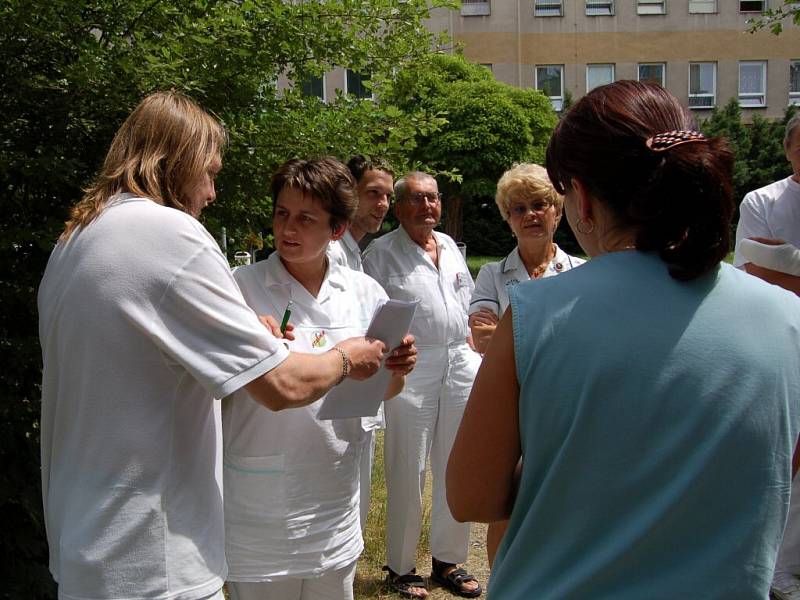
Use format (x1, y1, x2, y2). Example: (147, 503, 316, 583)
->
(785, 112, 800, 146)
(394, 171, 436, 202)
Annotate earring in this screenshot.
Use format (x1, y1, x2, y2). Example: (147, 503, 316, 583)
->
(576, 218, 595, 235)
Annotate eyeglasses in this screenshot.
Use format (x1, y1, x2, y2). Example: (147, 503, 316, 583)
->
(510, 201, 553, 217)
(405, 192, 443, 206)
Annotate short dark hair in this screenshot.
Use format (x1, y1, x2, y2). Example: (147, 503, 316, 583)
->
(346, 155, 394, 183)
(546, 80, 734, 281)
(271, 157, 358, 230)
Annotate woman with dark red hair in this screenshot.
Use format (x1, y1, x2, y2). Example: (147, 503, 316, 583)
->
(447, 81, 800, 599)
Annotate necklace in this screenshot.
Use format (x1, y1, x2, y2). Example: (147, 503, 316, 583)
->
(528, 243, 556, 279)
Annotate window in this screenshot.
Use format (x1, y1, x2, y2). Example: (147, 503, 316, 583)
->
(688, 62, 716, 108)
(637, 0, 666, 15)
(587, 64, 614, 91)
(791, 60, 800, 105)
(535, 0, 563, 16)
(480, 63, 493, 74)
(740, 1, 766, 12)
(461, 0, 490, 16)
(638, 63, 665, 86)
(300, 75, 325, 101)
(586, 0, 614, 16)
(536, 65, 564, 111)
(689, 0, 716, 12)
(345, 70, 372, 99)
(739, 61, 767, 107)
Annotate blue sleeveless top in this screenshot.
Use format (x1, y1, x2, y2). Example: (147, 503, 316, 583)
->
(491, 251, 800, 599)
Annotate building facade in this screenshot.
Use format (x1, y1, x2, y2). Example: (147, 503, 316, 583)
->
(426, 0, 800, 119)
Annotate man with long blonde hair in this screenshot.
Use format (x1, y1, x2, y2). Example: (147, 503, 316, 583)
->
(38, 91, 392, 600)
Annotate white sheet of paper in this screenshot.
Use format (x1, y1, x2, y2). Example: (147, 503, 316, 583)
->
(317, 299, 418, 420)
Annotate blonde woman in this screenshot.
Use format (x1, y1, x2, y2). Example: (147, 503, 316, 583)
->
(468, 163, 584, 356)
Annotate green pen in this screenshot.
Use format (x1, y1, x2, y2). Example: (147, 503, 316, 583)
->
(280, 300, 293, 335)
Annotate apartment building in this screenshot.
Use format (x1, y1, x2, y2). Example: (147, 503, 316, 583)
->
(426, 0, 800, 119)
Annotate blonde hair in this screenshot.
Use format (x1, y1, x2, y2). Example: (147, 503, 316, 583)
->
(495, 163, 563, 221)
(61, 91, 227, 240)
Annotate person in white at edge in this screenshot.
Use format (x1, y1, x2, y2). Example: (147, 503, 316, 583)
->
(734, 112, 800, 600)
(469, 163, 584, 355)
(467, 163, 584, 568)
(363, 173, 482, 599)
(223, 158, 416, 600)
(327, 155, 394, 532)
(37, 92, 387, 600)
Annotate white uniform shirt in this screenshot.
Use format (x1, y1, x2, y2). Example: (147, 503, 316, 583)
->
(734, 176, 800, 268)
(327, 229, 385, 431)
(328, 229, 363, 271)
(37, 194, 289, 600)
(363, 227, 473, 348)
(223, 253, 389, 581)
(469, 245, 585, 316)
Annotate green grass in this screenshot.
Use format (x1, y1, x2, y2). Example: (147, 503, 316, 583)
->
(466, 255, 502, 279)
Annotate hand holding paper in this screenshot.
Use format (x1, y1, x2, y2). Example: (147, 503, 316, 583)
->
(317, 299, 418, 420)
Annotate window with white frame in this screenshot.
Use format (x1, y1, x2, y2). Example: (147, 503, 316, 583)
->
(739, 61, 767, 107)
(688, 62, 716, 108)
(739, 1, 766, 12)
(461, 0, 490, 16)
(637, 0, 666, 15)
(345, 70, 372, 99)
(300, 75, 325, 101)
(536, 65, 565, 111)
(535, 0, 563, 16)
(791, 60, 800, 105)
(689, 0, 717, 12)
(586, 0, 614, 16)
(587, 64, 614, 91)
(638, 63, 665, 86)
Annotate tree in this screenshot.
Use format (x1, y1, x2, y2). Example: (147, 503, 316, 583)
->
(700, 98, 796, 206)
(0, 1, 453, 596)
(382, 53, 558, 252)
(747, 0, 800, 35)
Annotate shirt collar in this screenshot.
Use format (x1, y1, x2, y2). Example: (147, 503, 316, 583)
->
(264, 251, 346, 306)
(342, 229, 361, 255)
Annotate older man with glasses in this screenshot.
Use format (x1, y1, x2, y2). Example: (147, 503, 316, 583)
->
(363, 172, 482, 599)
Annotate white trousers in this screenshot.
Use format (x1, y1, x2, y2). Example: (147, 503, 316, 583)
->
(359, 429, 376, 530)
(775, 474, 800, 576)
(384, 344, 480, 575)
(226, 561, 357, 600)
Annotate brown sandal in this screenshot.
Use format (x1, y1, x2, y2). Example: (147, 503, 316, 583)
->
(383, 565, 428, 598)
(430, 558, 482, 598)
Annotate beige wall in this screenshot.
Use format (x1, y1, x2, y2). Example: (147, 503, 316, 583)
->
(427, 1, 800, 119)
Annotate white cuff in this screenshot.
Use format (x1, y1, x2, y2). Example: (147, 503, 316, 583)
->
(736, 239, 800, 276)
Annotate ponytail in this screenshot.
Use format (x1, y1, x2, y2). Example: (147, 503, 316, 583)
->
(546, 80, 734, 281)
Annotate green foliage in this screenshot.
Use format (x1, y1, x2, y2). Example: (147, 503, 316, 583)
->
(382, 53, 558, 246)
(746, 0, 800, 35)
(0, 0, 454, 595)
(700, 98, 796, 205)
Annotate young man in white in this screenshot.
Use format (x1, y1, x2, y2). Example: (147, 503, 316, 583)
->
(38, 93, 387, 600)
(223, 157, 416, 600)
(363, 173, 482, 599)
(734, 113, 800, 600)
(328, 155, 395, 531)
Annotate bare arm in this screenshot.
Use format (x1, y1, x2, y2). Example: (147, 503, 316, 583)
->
(245, 336, 386, 411)
(447, 309, 521, 523)
(468, 308, 499, 354)
(743, 263, 800, 296)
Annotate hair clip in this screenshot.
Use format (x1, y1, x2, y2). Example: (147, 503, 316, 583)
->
(645, 130, 708, 152)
